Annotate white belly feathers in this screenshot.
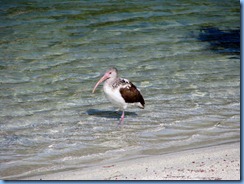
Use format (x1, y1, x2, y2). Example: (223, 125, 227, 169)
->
(103, 84, 127, 110)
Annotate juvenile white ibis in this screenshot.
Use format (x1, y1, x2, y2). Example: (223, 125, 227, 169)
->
(92, 67, 145, 124)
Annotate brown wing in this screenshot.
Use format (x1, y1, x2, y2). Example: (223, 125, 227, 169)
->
(120, 82, 145, 108)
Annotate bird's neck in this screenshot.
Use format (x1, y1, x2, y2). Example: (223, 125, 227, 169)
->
(104, 77, 118, 87)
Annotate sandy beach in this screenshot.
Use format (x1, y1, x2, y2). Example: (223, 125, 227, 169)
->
(24, 142, 240, 180)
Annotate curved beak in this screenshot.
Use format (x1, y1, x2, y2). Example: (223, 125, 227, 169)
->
(92, 74, 109, 93)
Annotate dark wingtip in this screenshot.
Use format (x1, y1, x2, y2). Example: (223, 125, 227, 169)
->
(141, 100, 145, 109)
(138, 96, 145, 109)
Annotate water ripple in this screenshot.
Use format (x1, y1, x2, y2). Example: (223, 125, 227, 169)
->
(0, 0, 240, 179)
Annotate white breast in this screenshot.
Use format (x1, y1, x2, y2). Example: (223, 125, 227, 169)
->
(103, 83, 127, 110)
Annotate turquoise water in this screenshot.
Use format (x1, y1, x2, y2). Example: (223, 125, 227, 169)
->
(0, 0, 240, 179)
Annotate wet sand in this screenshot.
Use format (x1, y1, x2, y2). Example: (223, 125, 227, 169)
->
(24, 142, 240, 180)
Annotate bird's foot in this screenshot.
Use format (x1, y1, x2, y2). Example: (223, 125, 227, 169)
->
(118, 111, 125, 125)
(119, 117, 124, 125)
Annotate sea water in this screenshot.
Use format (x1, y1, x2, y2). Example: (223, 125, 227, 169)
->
(0, 0, 240, 179)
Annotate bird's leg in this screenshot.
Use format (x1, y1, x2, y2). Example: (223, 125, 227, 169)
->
(119, 110, 125, 124)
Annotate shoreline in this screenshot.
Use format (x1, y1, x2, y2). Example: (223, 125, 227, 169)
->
(23, 142, 240, 180)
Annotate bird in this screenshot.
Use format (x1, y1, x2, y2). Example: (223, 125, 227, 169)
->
(92, 67, 145, 124)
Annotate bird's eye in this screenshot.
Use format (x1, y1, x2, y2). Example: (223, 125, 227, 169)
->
(109, 72, 112, 74)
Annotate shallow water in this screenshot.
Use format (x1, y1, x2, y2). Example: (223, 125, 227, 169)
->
(0, 0, 240, 179)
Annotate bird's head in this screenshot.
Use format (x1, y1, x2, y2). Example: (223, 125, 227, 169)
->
(92, 67, 118, 93)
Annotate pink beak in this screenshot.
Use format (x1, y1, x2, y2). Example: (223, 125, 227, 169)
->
(92, 73, 109, 93)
